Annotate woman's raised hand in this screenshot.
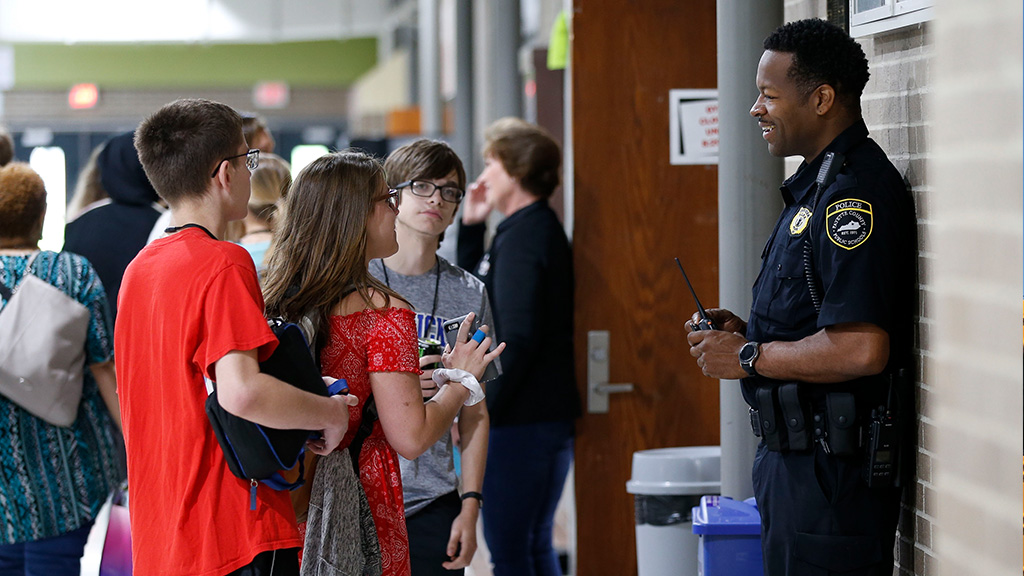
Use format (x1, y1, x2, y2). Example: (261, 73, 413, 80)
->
(460, 182, 491, 225)
(442, 312, 505, 381)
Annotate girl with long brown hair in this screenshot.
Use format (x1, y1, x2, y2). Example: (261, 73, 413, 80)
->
(264, 151, 503, 576)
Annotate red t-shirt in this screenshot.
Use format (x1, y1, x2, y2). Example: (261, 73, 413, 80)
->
(321, 307, 421, 576)
(115, 228, 301, 576)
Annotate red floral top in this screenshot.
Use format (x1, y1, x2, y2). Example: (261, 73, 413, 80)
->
(321, 306, 421, 576)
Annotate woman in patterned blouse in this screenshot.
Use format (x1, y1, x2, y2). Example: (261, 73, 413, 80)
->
(0, 163, 125, 574)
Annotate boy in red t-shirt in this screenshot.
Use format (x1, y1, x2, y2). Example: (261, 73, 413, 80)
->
(116, 98, 356, 576)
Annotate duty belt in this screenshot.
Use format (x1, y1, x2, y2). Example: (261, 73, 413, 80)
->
(748, 383, 860, 456)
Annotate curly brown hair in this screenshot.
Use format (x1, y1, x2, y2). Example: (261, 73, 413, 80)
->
(0, 162, 47, 242)
(0, 126, 13, 167)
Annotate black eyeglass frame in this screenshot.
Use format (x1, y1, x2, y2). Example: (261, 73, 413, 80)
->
(394, 180, 465, 204)
(211, 149, 260, 178)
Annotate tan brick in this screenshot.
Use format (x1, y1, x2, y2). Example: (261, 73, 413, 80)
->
(915, 513, 932, 548)
(922, 550, 937, 575)
(917, 451, 931, 483)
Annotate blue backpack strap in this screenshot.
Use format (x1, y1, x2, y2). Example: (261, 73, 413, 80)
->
(263, 454, 306, 492)
(250, 379, 349, 510)
(249, 454, 307, 510)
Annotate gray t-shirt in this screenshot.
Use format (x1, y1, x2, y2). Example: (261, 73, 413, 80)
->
(369, 256, 498, 516)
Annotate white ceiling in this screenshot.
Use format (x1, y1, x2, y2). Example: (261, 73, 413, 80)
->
(0, 0, 410, 44)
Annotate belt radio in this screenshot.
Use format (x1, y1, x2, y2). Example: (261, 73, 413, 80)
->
(864, 405, 897, 487)
(863, 370, 906, 488)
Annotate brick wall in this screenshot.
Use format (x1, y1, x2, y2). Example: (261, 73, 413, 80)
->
(930, 1, 1023, 575)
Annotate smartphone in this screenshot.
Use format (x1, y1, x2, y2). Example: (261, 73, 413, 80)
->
(442, 313, 501, 382)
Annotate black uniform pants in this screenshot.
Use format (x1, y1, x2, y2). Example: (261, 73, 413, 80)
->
(752, 442, 901, 576)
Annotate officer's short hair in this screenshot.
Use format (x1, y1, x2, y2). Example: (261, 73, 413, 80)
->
(764, 18, 870, 114)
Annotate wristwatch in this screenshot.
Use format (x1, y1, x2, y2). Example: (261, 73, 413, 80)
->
(738, 341, 761, 377)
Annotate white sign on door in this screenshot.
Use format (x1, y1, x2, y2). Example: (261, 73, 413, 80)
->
(669, 89, 718, 165)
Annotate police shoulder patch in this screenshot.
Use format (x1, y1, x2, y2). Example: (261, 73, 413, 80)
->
(789, 206, 812, 236)
(825, 198, 872, 250)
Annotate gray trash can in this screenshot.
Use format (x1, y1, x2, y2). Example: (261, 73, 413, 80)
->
(626, 446, 721, 576)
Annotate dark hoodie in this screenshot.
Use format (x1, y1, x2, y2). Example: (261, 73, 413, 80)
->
(64, 131, 163, 319)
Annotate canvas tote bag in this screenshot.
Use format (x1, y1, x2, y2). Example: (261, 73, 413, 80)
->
(0, 252, 90, 426)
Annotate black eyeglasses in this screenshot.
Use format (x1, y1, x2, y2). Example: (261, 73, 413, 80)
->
(395, 180, 465, 203)
(211, 149, 260, 178)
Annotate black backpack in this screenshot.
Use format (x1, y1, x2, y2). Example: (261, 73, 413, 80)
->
(205, 318, 346, 507)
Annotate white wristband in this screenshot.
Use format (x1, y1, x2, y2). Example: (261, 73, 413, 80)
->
(431, 368, 485, 406)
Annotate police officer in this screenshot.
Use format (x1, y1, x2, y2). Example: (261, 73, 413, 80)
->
(685, 19, 915, 576)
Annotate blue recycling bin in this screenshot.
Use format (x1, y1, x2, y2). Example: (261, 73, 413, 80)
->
(692, 496, 763, 576)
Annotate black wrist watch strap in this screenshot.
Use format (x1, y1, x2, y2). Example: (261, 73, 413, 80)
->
(739, 341, 761, 377)
(461, 491, 483, 506)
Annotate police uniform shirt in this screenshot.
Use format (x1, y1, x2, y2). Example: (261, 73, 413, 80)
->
(742, 120, 915, 407)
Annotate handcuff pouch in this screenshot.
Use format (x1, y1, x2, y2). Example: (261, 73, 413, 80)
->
(825, 392, 858, 456)
(755, 386, 783, 452)
(778, 383, 810, 451)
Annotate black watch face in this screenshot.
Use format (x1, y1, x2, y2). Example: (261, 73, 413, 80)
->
(740, 343, 757, 363)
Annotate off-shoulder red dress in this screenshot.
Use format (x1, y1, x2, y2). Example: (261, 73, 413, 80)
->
(321, 306, 421, 576)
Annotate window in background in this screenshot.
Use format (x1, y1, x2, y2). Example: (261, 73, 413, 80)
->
(29, 146, 67, 252)
(850, 0, 933, 37)
(290, 145, 330, 177)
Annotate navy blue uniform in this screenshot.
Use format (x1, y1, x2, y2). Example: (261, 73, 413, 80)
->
(744, 121, 915, 575)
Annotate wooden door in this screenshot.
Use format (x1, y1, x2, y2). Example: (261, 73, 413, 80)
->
(571, 1, 719, 574)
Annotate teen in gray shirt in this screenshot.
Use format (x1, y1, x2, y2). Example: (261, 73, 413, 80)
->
(373, 140, 499, 575)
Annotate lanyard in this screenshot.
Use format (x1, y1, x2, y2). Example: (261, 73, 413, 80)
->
(165, 223, 218, 240)
(380, 258, 441, 329)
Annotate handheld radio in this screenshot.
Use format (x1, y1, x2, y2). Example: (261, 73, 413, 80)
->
(674, 257, 716, 331)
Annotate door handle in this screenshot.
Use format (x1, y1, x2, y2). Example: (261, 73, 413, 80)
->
(587, 330, 634, 414)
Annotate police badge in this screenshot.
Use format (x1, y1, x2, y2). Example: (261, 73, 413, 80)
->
(789, 206, 812, 236)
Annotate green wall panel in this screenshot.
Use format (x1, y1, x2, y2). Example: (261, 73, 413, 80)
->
(13, 38, 377, 89)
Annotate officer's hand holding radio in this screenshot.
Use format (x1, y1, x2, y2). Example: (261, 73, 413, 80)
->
(675, 257, 753, 380)
(685, 308, 747, 335)
(686, 322, 750, 380)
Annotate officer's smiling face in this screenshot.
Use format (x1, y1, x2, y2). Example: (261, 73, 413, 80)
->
(750, 50, 821, 160)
